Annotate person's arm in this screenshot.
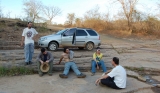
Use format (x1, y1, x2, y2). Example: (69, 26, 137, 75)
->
(106, 69, 112, 74)
(93, 53, 99, 69)
(33, 34, 37, 41)
(56, 55, 63, 65)
(100, 53, 103, 60)
(69, 50, 74, 60)
(37, 53, 44, 64)
(21, 36, 25, 47)
(32, 29, 38, 41)
(95, 74, 109, 85)
(21, 29, 25, 47)
(95, 68, 115, 85)
(46, 52, 53, 62)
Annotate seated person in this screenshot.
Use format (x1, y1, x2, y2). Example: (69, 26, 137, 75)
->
(95, 57, 126, 89)
(91, 48, 107, 76)
(37, 48, 54, 77)
(56, 47, 86, 78)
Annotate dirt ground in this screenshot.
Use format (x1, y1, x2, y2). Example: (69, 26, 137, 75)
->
(0, 34, 160, 93)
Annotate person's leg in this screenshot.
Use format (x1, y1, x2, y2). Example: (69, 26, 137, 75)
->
(37, 61, 43, 76)
(70, 62, 86, 78)
(99, 60, 107, 72)
(29, 43, 34, 64)
(63, 62, 71, 75)
(101, 76, 121, 89)
(59, 62, 71, 78)
(91, 60, 97, 73)
(24, 43, 29, 64)
(48, 60, 53, 76)
(70, 62, 81, 75)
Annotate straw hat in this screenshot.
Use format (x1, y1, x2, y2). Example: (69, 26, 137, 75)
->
(40, 63, 49, 72)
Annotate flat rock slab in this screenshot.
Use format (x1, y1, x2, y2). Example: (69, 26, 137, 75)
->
(152, 76, 160, 82)
(0, 72, 153, 93)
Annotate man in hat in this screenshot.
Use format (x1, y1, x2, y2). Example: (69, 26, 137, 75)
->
(37, 48, 54, 76)
(95, 57, 126, 89)
(56, 47, 86, 78)
(91, 48, 107, 76)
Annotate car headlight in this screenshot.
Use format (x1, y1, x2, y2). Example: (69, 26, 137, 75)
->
(41, 37, 47, 41)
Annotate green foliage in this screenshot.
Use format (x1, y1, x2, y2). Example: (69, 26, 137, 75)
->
(0, 66, 35, 76)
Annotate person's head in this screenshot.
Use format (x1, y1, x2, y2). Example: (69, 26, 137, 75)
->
(41, 48, 47, 54)
(96, 47, 101, 54)
(63, 47, 70, 53)
(112, 57, 119, 66)
(27, 22, 32, 28)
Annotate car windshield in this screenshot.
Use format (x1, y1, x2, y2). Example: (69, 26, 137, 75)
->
(55, 29, 68, 35)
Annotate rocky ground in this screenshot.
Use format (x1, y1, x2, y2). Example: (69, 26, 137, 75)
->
(0, 34, 160, 93)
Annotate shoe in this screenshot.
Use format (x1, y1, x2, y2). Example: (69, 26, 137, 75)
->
(25, 62, 29, 65)
(29, 61, 33, 64)
(59, 74, 68, 78)
(91, 73, 95, 76)
(77, 73, 86, 78)
(102, 73, 106, 76)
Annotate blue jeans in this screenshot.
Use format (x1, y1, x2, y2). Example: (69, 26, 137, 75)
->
(24, 43, 34, 62)
(63, 62, 81, 75)
(91, 60, 107, 73)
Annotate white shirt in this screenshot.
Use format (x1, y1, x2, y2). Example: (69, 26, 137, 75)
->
(22, 27, 38, 44)
(108, 65, 126, 88)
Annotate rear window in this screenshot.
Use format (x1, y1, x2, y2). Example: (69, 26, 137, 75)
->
(86, 30, 98, 36)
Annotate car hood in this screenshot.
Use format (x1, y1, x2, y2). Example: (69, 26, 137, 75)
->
(41, 34, 58, 38)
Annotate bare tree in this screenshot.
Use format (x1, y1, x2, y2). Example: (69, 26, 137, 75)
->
(84, 5, 101, 19)
(6, 11, 12, 18)
(117, 0, 139, 30)
(75, 18, 82, 27)
(66, 13, 75, 26)
(0, 0, 3, 18)
(43, 5, 61, 25)
(23, 0, 42, 23)
(82, 6, 106, 31)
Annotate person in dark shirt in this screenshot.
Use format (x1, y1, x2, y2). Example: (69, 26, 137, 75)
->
(37, 48, 54, 77)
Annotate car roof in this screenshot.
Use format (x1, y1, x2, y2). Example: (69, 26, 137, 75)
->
(67, 27, 94, 30)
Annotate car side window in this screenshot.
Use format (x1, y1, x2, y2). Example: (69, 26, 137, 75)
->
(64, 29, 76, 36)
(86, 30, 98, 36)
(76, 30, 87, 36)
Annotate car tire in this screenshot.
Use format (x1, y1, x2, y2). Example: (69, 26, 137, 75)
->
(78, 47, 84, 50)
(85, 42, 94, 51)
(48, 42, 58, 51)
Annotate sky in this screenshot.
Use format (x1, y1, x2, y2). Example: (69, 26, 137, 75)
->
(1, 0, 160, 24)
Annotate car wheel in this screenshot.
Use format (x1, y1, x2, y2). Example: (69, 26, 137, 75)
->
(85, 42, 94, 51)
(78, 47, 84, 50)
(48, 42, 58, 51)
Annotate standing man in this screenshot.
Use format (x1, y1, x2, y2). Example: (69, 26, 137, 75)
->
(95, 57, 126, 89)
(21, 22, 38, 65)
(37, 48, 54, 76)
(56, 48, 86, 78)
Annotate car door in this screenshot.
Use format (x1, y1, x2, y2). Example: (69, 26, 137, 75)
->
(75, 29, 88, 46)
(61, 28, 76, 46)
